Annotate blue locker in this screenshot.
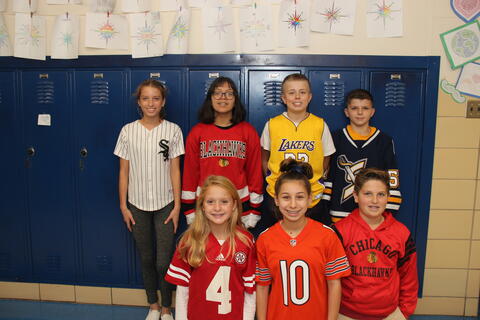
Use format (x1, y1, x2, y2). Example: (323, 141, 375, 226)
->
(188, 70, 241, 130)
(0, 71, 29, 281)
(246, 69, 301, 134)
(21, 71, 77, 282)
(73, 70, 130, 285)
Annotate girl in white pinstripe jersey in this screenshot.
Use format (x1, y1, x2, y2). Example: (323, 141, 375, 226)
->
(114, 79, 185, 320)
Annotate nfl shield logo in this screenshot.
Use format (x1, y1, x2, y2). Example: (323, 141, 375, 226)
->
(451, 0, 480, 22)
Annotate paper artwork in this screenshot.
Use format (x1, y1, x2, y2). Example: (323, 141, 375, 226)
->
(85, 12, 129, 49)
(311, 0, 356, 35)
(278, 0, 310, 48)
(451, 0, 480, 22)
(122, 0, 151, 12)
(90, 0, 116, 13)
(440, 79, 466, 103)
(129, 12, 163, 58)
(51, 13, 79, 59)
(159, 0, 182, 11)
(455, 62, 480, 98)
(0, 15, 11, 56)
(14, 13, 46, 60)
(46, 0, 83, 4)
(239, 4, 273, 52)
(366, 0, 402, 37)
(232, 0, 253, 6)
(167, 6, 190, 54)
(440, 21, 480, 69)
(0, 0, 6, 12)
(189, 0, 206, 7)
(202, 5, 235, 53)
(13, 0, 38, 13)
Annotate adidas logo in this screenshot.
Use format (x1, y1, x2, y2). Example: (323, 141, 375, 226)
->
(216, 253, 225, 261)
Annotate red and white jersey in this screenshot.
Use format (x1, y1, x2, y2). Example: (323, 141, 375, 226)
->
(165, 230, 256, 320)
(256, 219, 351, 320)
(181, 122, 263, 226)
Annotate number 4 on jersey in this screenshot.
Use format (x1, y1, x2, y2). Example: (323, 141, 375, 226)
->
(206, 266, 232, 314)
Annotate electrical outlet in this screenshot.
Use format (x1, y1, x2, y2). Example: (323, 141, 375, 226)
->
(466, 100, 480, 118)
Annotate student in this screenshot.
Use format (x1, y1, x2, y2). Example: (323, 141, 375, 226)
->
(114, 79, 184, 320)
(322, 89, 402, 221)
(256, 159, 351, 320)
(165, 175, 256, 320)
(260, 73, 335, 227)
(182, 77, 263, 229)
(333, 168, 418, 320)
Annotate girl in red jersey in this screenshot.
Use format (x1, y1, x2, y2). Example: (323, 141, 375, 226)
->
(181, 77, 263, 229)
(333, 168, 418, 320)
(256, 159, 351, 320)
(165, 175, 256, 320)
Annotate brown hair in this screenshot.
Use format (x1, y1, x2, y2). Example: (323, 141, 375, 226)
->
(134, 79, 167, 119)
(274, 158, 313, 196)
(346, 89, 373, 106)
(281, 73, 311, 93)
(353, 168, 390, 194)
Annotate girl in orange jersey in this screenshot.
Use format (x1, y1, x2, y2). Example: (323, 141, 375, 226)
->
(256, 159, 351, 320)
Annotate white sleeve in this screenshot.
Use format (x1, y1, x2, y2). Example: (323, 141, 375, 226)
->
(175, 285, 189, 320)
(243, 292, 256, 320)
(322, 122, 336, 156)
(260, 122, 270, 151)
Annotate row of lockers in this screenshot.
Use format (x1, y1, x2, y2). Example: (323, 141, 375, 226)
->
(0, 54, 439, 289)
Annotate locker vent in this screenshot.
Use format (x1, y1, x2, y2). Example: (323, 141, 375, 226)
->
(96, 255, 113, 273)
(263, 81, 282, 106)
(323, 80, 345, 107)
(385, 81, 406, 107)
(0, 253, 10, 272)
(36, 81, 55, 104)
(46, 255, 61, 273)
(90, 81, 110, 104)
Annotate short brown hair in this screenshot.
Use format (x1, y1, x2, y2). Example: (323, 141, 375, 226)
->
(346, 89, 373, 106)
(281, 73, 311, 93)
(353, 168, 390, 194)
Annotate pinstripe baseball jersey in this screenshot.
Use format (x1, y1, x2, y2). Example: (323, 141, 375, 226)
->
(114, 119, 184, 211)
(255, 219, 351, 320)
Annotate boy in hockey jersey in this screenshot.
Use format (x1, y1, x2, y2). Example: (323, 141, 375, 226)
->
(333, 168, 418, 319)
(322, 89, 401, 221)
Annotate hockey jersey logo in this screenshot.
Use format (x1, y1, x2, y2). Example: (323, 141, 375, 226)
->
(200, 140, 246, 159)
(337, 154, 367, 203)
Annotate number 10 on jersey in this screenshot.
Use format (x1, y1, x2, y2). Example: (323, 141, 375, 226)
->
(280, 260, 310, 306)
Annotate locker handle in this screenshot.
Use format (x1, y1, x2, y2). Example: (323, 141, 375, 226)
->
(26, 147, 35, 156)
(80, 147, 88, 158)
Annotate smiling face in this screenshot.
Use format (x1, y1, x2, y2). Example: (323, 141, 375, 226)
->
(275, 180, 312, 224)
(353, 179, 388, 222)
(281, 79, 312, 115)
(137, 86, 165, 120)
(202, 185, 236, 227)
(211, 82, 235, 118)
(345, 98, 375, 129)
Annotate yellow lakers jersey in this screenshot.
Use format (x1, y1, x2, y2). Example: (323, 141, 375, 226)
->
(266, 114, 325, 206)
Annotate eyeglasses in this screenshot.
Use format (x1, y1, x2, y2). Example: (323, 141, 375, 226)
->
(212, 91, 235, 99)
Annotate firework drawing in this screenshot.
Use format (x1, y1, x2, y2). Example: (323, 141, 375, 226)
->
(85, 13, 129, 49)
(278, 0, 310, 47)
(129, 12, 163, 58)
(367, 0, 402, 37)
(51, 13, 79, 59)
(202, 5, 235, 53)
(0, 15, 11, 56)
(14, 13, 46, 60)
(239, 4, 273, 51)
(311, 0, 356, 35)
(167, 6, 190, 54)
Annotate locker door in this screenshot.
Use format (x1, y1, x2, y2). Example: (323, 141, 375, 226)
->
(368, 71, 425, 232)
(188, 70, 241, 130)
(74, 70, 130, 285)
(22, 71, 76, 282)
(0, 71, 28, 280)
(247, 69, 301, 134)
(308, 70, 363, 132)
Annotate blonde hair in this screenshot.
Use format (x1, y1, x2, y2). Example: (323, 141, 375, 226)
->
(178, 175, 252, 268)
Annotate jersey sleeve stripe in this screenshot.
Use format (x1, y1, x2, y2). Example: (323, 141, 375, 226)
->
(249, 192, 263, 205)
(181, 190, 196, 201)
(243, 275, 255, 281)
(389, 190, 401, 196)
(386, 203, 400, 210)
(166, 269, 190, 284)
(168, 264, 191, 279)
(325, 255, 349, 268)
(387, 196, 402, 204)
(256, 266, 271, 282)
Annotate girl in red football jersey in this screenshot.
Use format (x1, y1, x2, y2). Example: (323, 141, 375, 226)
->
(165, 175, 256, 320)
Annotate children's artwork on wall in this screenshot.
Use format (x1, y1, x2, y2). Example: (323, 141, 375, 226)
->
(451, 0, 480, 22)
(14, 13, 45, 60)
(278, 0, 310, 48)
(51, 13, 79, 59)
(167, 5, 190, 54)
(47, 0, 82, 4)
(232, 0, 253, 6)
(0, 15, 11, 56)
(159, 0, 182, 11)
(455, 62, 480, 98)
(189, 0, 205, 7)
(440, 79, 466, 103)
(90, 0, 116, 13)
(239, 3, 273, 51)
(311, 0, 356, 35)
(440, 21, 480, 69)
(129, 12, 163, 58)
(366, 0, 402, 38)
(122, 0, 151, 13)
(0, 0, 6, 12)
(13, 0, 38, 13)
(202, 5, 235, 52)
(85, 12, 129, 49)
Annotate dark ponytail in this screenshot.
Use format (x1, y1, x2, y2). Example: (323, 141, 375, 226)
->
(274, 158, 313, 196)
